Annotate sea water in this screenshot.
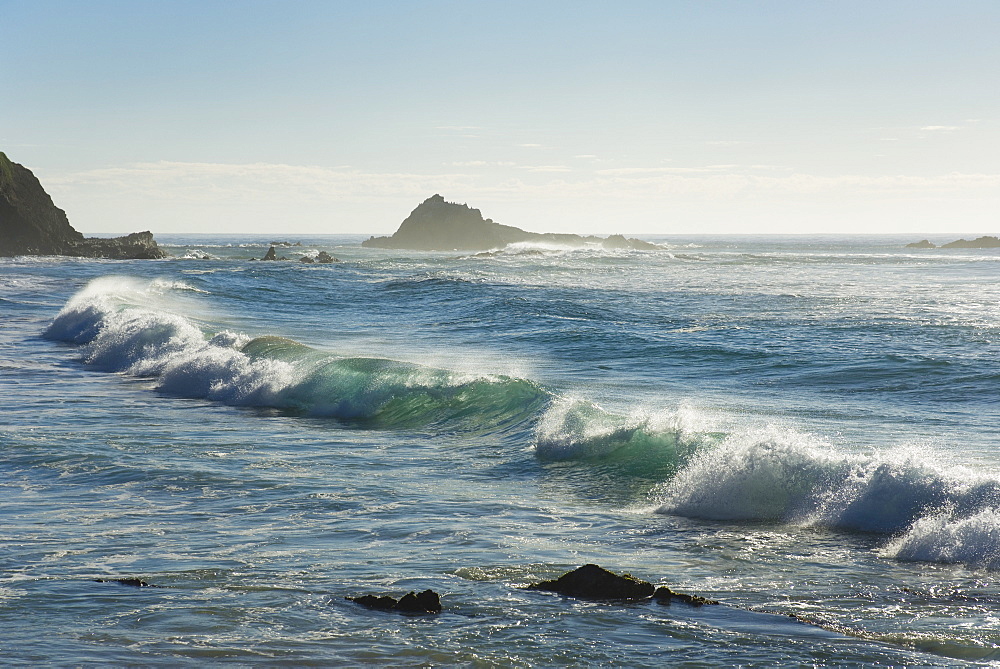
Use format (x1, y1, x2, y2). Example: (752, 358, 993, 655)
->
(1, 234, 999, 666)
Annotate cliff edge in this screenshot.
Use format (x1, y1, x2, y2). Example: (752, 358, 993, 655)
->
(362, 195, 659, 252)
(0, 152, 165, 259)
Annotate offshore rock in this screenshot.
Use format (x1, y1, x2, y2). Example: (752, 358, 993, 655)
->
(527, 564, 655, 601)
(316, 251, 338, 263)
(301, 250, 339, 264)
(362, 195, 660, 252)
(940, 235, 1000, 249)
(0, 151, 165, 259)
(347, 589, 442, 614)
(94, 578, 161, 588)
(653, 585, 719, 607)
(262, 246, 277, 260)
(905, 239, 936, 249)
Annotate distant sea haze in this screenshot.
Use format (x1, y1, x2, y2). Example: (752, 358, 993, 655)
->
(2, 233, 999, 665)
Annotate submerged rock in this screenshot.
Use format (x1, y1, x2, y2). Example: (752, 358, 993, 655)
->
(653, 585, 719, 607)
(362, 194, 660, 252)
(527, 564, 655, 601)
(94, 578, 161, 588)
(0, 151, 165, 259)
(347, 589, 442, 614)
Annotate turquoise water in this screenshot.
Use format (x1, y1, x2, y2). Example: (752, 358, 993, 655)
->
(2, 234, 999, 666)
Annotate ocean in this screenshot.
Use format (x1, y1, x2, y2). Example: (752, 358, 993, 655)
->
(2, 233, 999, 666)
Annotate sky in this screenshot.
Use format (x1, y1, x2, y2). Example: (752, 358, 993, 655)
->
(2, 0, 999, 235)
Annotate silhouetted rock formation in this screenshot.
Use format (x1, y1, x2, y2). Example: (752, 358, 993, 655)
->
(653, 585, 718, 607)
(93, 578, 161, 588)
(262, 246, 278, 260)
(300, 250, 339, 264)
(527, 564, 655, 601)
(940, 235, 1000, 249)
(362, 195, 660, 252)
(905, 239, 936, 249)
(347, 589, 442, 613)
(0, 151, 165, 259)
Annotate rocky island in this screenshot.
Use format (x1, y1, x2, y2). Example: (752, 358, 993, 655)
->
(906, 236, 1000, 249)
(362, 195, 660, 252)
(0, 151, 165, 259)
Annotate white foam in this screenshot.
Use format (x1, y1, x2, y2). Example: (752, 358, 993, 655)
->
(882, 508, 1000, 570)
(654, 427, 991, 535)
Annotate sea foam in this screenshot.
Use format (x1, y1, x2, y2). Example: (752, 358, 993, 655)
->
(654, 426, 1000, 569)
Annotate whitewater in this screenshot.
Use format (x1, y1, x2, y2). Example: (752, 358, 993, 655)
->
(2, 233, 999, 665)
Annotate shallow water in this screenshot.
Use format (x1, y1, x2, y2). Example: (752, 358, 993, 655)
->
(2, 234, 999, 665)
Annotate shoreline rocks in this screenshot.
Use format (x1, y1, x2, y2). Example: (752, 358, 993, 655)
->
(0, 151, 166, 259)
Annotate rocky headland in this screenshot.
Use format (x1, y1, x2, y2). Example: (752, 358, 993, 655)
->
(906, 236, 1000, 249)
(362, 195, 661, 252)
(0, 151, 165, 259)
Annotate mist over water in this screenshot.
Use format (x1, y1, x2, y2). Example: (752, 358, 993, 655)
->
(3, 234, 1000, 665)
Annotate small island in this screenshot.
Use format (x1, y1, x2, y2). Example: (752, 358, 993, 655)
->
(0, 151, 165, 259)
(362, 195, 660, 252)
(906, 236, 1000, 249)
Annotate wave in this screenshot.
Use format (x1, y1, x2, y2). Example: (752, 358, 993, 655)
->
(43, 277, 548, 431)
(45, 277, 1000, 571)
(880, 509, 1000, 570)
(651, 426, 1000, 568)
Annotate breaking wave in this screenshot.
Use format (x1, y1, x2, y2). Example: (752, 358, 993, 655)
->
(651, 426, 1000, 569)
(43, 277, 548, 431)
(44, 277, 1000, 571)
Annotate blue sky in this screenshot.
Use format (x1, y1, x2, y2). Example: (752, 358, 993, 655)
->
(3, 0, 998, 234)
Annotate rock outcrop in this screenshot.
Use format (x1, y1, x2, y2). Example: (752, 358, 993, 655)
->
(347, 589, 442, 613)
(527, 564, 655, 601)
(0, 151, 165, 259)
(300, 250, 339, 264)
(527, 564, 717, 606)
(93, 577, 162, 588)
(940, 235, 1000, 249)
(362, 195, 660, 252)
(905, 236, 1000, 249)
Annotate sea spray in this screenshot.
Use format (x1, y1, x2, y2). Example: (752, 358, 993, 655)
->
(881, 508, 1000, 569)
(44, 277, 551, 429)
(654, 428, 1000, 545)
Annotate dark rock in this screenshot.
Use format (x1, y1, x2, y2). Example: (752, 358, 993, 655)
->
(262, 246, 277, 261)
(300, 255, 314, 263)
(94, 577, 161, 588)
(316, 251, 339, 263)
(602, 234, 661, 251)
(347, 589, 442, 614)
(940, 235, 1000, 249)
(68, 231, 165, 260)
(0, 151, 166, 259)
(905, 239, 936, 249)
(527, 564, 655, 601)
(396, 589, 442, 613)
(362, 195, 662, 253)
(348, 594, 399, 610)
(653, 586, 719, 607)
